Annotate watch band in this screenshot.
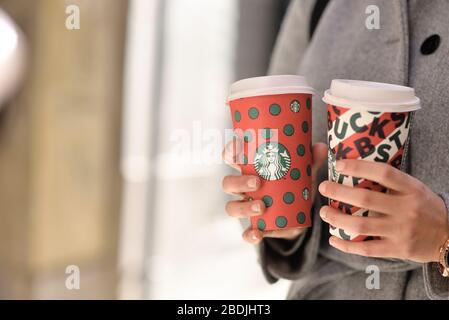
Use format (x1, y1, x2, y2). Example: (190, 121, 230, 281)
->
(438, 238, 449, 277)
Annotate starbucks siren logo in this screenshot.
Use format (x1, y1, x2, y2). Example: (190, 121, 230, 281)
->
(328, 148, 340, 182)
(254, 142, 291, 180)
(290, 100, 300, 113)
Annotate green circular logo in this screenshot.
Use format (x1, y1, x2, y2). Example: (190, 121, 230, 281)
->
(269, 103, 281, 116)
(283, 124, 295, 136)
(275, 216, 288, 228)
(297, 144, 305, 156)
(262, 195, 273, 207)
(248, 107, 259, 119)
(235, 111, 241, 122)
(297, 212, 306, 224)
(254, 142, 291, 181)
(283, 192, 295, 204)
(306, 98, 312, 110)
(302, 121, 309, 133)
(257, 219, 266, 231)
(290, 168, 301, 180)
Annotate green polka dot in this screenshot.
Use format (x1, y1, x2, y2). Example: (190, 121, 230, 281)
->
(283, 124, 295, 136)
(262, 195, 273, 207)
(269, 103, 281, 116)
(306, 98, 312, 110)
(297, 144, 306, 156)
(302, 121, 309, 133)
(290, 168, 301, 180)
(275, 216, 288, 228)
(297, 212, 306, 224)
(235, 111, 241, 122)
(261, 128, 273, 139)
(242, 154, 248, 165)
(283, 192, 295, 204)
(302, 188, 310, 200)
(306, 164, 312, 177)
(243, 131, 252, 143)
(257, 219, 266, 231)
(248, 107, 259, 119)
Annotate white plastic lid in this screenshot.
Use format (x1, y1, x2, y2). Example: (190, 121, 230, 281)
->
(227, 75, 315, 103)
(323, 79, 421, 112)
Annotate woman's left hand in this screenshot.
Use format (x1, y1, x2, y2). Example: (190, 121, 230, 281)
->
(318, 159, 449, 263)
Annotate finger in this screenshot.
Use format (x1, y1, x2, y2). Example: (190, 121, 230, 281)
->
(222, 175, 261, 195)
(319, 181, 400, 215)
(222, 138, 243, 172)
(329, 236, 393, 258)
(243, 227, 263, 244)
(262, 228, 306, 240)
(319, 206, 391, 236)
(225, 200, 265, 218)
(335, 159, 418, 194)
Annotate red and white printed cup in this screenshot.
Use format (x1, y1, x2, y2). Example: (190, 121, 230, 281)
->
(323, 79, 421, 241)
(227, 75, 315, 231)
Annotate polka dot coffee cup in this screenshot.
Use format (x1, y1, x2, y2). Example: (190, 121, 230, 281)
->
(227, 75, 315, 231)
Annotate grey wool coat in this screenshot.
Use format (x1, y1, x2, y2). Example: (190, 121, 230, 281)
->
(260, 0, 449, 299)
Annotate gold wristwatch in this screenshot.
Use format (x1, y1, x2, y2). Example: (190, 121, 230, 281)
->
(438, 238, 449, 277)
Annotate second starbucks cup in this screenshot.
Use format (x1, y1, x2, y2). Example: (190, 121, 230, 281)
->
(323, 79, 421, 241)
(227, 75, 315, 231)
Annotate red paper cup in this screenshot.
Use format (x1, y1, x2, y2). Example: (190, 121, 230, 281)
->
(227, 75, 315, 231)
(323, 80, 421, 241)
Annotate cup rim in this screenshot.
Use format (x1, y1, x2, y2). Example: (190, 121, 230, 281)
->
(227, 75, 315, 104)
(322, 79, 421, 112)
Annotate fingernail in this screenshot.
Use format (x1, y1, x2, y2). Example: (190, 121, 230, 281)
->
(318, 182, 326, 194)
(320, 207, 327, 220)
(247, 178, 257, 189)
(251, 233, 258, 241)
(335, 161, 345, 172)
(251, 203, 260, 213)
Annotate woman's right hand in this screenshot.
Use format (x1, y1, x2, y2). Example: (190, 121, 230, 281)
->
(221, 138, 327, 244)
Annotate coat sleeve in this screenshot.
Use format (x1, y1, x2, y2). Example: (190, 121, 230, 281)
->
(258, 194, 325, 283)
(423, 192, 449, 300)
(268, 0, 316, 75)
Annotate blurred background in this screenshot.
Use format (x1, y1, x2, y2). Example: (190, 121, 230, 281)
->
(0, 0, 292, 299)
